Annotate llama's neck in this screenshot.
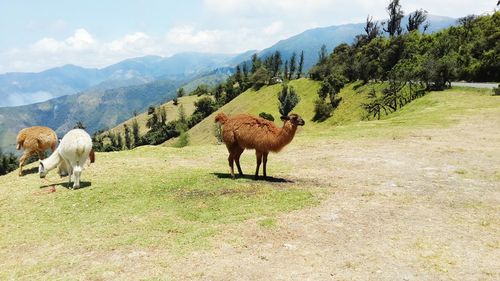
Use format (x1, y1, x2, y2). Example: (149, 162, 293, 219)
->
(272, 122, 298, 151)
(41, 150, 62, 172)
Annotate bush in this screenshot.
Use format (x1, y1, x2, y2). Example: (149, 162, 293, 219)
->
(494, 85, 500, 96)
(313, 98, 332, 122)
(259, 112, 275, 121)
(0, 150, 18, 176)
(278, 84, 300, 116)
(174, 131, 190, 148)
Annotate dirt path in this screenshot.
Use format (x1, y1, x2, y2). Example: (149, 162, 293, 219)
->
(168, 113, 500, 280)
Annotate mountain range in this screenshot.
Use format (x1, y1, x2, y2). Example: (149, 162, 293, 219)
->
(0, 52, 251, 107)
(0, 15, 457, 152)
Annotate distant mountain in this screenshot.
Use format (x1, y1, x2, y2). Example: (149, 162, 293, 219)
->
(180, 67, 235, 93)
(0, 77, 184, 152)
(258, 15, 457, 71)
(0, 52, 248, 107)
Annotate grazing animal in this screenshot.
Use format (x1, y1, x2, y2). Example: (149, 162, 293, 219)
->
(16, 126, 58, 176)
(39, 129, 93, 189)
(215, 112, 305, 179)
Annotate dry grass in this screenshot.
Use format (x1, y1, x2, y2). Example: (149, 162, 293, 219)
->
(0, 86, 499, 280)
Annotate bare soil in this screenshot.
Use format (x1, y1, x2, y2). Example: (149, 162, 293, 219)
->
(167, 112, 500, 280)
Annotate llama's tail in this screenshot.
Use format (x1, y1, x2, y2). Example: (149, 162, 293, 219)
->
(214, 112, 228, 125)
(89, 148, 95, 164)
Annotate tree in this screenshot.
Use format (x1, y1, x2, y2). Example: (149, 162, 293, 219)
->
(173, 97, 178, 105)
(271, 51, 282, 77)
(193, 96, 215, 117)
(250, 66, 270, 90)
(74, 121, 86, 129)
(242, 62, 249, 89)
(363, 15, 381, 43)
(318, 44, 328, 64)
(191, 84, 209, 96)
(124, 124, 131, 149)
(313, 98, 332, 122)
(318, 73, 346, 110)
(278, 84, 300, 116)
(177, 87, 185, 98)
(284, 60, 289, 80)
(326, 74, 346, 109)
(251, 53, 260, 73)
(158, 106, 167, 125)
(132, 119, 140, 146)
(146, 110, 159, 130)
(235, 65, 242, 85)
(407, 9, 428, 32)
(117, 133, 123, 150)
(214, 84, 226, 106)
(297, 50, 304, 79)
(0, 149, 18, 176)
(177, 104, 188, 131)
(383, 0, 404, 37)
(289, 52, 297, 80)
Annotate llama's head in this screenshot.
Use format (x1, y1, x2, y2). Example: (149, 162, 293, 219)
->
(38, 161, 48, 178)
(281, 113, 305, 127)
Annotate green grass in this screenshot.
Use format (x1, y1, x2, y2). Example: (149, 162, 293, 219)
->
(172, 79, 497, 146)
(107, 95, 201, 137)
(1, 79, 498, 279)
(0, 143, 318, 278)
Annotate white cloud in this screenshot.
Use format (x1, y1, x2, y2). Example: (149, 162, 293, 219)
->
(0, 0, 495, 73)
(263, 21, 284, 36)
(166, 26, 223, 46)
(1, 29, 164, 72)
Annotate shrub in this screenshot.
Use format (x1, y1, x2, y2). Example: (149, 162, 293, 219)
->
(494, 85, 500, 96)
(278, 84, 300, 116)
(313, 98, 332, 122)
(174, 131, 190, 148)
(259, 112, 275, 121)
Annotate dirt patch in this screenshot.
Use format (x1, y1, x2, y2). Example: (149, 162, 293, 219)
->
(166, 114, 500, 280)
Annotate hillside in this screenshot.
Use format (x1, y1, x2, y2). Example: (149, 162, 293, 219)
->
(0, 78, 183, 152)
(107, 95, 201, 137)
(169, 78, 372, 146)
(0, 52, 249, 108)
(0, 87, 498, 279)
(258, 15, 456, 71)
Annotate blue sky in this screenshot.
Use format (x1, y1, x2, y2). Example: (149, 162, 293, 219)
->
(0, 0, 496, 73)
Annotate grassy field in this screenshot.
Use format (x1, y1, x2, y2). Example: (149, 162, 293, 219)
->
(106, 95, 201, 137)
(0, 84, 498, 279)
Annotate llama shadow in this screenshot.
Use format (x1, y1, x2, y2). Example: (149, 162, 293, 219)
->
(21, 167, 39, 176)
(39, 181, 92, 190)
(211, 172, 294, 183)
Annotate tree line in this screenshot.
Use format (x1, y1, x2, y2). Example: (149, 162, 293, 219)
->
(309, 0, 499, 121)
(0, 150, 17, 176)
(92, 49, 305, 151)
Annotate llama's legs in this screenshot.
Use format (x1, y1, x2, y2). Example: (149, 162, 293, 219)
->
(262, 152, 269, 178)
(18, 151, 33, 176)
(254, 151, 263, 180)
(73, 169, 81, 189)
(233, 146, 244, 176)
(228, 153, 235, 179)
(67, 164, 74, 189)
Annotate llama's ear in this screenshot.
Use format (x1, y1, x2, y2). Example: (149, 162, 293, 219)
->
(280, 116, 290, 121)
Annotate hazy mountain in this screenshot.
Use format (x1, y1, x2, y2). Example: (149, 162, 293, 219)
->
(0, 52, 248, 107)
(258, 15, 457, 71)
(0, 77, 184, 152)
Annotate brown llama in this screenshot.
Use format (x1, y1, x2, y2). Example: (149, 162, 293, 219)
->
(215, 112, 305, 179)
(16, 126, 58, 176)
